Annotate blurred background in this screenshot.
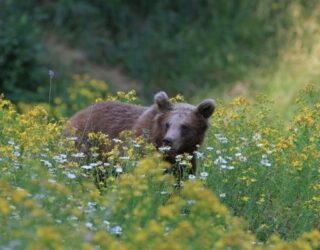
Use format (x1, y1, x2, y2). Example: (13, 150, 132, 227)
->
(1, 0, 320, 117)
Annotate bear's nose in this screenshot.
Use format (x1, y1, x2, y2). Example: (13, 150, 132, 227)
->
(162, 138, 173, 147)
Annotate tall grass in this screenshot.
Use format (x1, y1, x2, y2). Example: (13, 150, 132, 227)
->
(0, 83, 319, 249)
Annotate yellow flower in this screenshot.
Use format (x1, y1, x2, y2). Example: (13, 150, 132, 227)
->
(300, 230, 320, 248)
(230, 112, 240, 120)
(0, 198, 11, 215)
(214, 230, 256, 250)
(241, 196, 250, 203)
(12, 188, 29, 203)
(147, 220, 163, 235)
(24, 199, 37, 209)
(231, 96, 250, 106)
(31, 208, 47, 218)
(158, 204, 176, 220)
(108, 90, 138, 103)
(172, 220, 195, 238)
(292, 160, 302, 170)
(294, 108, 315, 127)
(170, 94, 184, 103)
(311, 183, 320, 191)
(36, 226, 61, 242)
(83, 243, 93, 250)
(71, 208, 83, 217)
(134, 231, 148, 242)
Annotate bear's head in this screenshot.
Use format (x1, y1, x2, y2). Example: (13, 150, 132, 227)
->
(152, 91, 215, 157)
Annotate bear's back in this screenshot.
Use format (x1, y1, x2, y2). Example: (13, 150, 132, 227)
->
(68, 101, 147, 143)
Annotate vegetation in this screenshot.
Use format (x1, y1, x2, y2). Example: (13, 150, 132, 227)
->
(0, 1, 46, 102)
(1, 1, 319, 248)
(0, 84, 319, 249)
(1, 0, 320, 109)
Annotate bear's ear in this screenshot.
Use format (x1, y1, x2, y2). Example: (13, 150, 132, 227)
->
(196, 99, 215, 118)
(154, 91, 172, 111)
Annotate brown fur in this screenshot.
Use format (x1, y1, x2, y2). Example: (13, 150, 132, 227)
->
(67, 91, 215, 175)
(67, 101, 147, 144)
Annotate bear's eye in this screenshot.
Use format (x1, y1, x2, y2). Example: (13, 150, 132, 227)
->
(165, 122, 170, 129)
(181, 124, 190, 131)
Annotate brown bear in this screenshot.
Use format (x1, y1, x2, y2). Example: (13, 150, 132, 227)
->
(67, 91, 215, 174)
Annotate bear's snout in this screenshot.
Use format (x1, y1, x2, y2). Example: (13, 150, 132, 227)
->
(162, 137, 173, 147)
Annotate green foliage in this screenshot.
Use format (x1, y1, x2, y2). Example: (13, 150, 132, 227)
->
(17, 75, 138, 119)
(198, 86, 320, 241)
(0, 0, 48, 102)
(43, 0, 319, 99)
(2, 0, 320, 110)
(0, 85, 319, 249)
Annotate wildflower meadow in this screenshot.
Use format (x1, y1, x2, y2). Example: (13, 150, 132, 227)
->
(0, 78, 319, 249)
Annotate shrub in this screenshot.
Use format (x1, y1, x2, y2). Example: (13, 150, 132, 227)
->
(43, 0, 318, 99)
(0, 0, 47, 103)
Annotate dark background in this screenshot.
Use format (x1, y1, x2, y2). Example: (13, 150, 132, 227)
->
(0, 0, 318, 110)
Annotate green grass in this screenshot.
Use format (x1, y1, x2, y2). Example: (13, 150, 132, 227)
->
(0, 85, 319, 249)
(195, 2, 320, 120)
